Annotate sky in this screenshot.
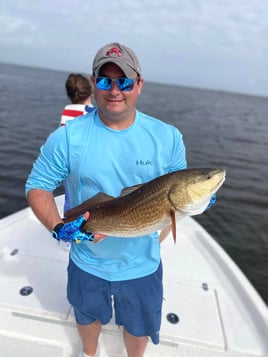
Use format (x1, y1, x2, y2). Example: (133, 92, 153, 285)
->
(1, 0, 268, 97)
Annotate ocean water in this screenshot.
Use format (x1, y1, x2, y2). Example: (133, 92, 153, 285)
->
(0, 63, 267, 304)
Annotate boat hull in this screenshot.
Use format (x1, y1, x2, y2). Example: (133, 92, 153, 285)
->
(0, 195, 267, 356)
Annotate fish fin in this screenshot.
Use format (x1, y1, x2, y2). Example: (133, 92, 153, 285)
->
(170, 209, 177, 243)
(63, 192, 115, 222)
(120, 184, 144, 196)
(159, 225, 172, 243)
(87, 192, 115, 205)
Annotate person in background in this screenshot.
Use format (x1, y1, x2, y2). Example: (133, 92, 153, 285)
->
(25, 42, 187, 357)
(60, 73, 94, 126)
(60, 73, 95, 251)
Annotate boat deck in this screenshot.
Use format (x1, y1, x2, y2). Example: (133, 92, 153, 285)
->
(0, 195, 267, 356)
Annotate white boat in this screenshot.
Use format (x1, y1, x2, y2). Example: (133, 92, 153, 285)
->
(0, 195, 267, 357)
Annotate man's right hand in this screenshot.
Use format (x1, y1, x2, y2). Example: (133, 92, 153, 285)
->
(52, 212, 94, 243)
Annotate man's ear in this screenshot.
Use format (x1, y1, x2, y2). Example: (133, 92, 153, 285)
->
(137, 77, 144, 93)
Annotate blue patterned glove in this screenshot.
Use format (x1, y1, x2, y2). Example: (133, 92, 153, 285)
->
(206, 194, 217, 210)
(52, 215, 94, 243)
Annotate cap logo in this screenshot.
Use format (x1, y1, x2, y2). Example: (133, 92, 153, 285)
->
(106, 47, 122, 58)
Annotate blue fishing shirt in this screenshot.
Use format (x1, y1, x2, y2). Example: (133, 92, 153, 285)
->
(26, 109, 186, 281)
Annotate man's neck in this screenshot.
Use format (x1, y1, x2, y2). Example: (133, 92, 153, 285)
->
(99, 110, 136, 130)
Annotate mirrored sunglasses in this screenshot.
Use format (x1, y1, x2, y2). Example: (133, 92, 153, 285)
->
(95, 77, 140, 92)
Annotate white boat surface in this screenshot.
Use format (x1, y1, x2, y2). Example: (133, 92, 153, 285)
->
(0, 194, 267, 357)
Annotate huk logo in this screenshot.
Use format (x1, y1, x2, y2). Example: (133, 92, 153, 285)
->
(136, 160, 153, 166)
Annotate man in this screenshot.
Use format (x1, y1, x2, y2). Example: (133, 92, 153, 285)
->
(26, 42, 186, 357)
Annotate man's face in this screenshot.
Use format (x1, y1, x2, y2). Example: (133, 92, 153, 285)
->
(92, 62, 144, 127)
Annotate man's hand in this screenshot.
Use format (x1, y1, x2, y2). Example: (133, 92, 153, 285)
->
(52, 212, 94, 243)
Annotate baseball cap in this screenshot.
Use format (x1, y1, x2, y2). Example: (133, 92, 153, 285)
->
(92, 42, 141, 78)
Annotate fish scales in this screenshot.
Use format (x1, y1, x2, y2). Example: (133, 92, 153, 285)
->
(84, 177, 174, 236)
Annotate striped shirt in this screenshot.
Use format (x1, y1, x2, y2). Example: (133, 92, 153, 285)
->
(60, 104, 94, 126)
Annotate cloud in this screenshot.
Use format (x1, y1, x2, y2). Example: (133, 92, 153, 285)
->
(1, 0, 268, 95)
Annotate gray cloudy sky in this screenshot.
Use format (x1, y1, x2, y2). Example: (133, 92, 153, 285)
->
(1, 0, 268, 96)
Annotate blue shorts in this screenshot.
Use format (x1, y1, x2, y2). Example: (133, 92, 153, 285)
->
(67, 258, 163, 344)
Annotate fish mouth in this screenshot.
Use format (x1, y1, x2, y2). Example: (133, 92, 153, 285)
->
(215, 169, 226, 190)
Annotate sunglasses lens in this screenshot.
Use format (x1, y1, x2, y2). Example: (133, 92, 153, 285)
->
(117, 78, 135, 92)
(96, 77, 136, 92)
(96, 77, 112, 90)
